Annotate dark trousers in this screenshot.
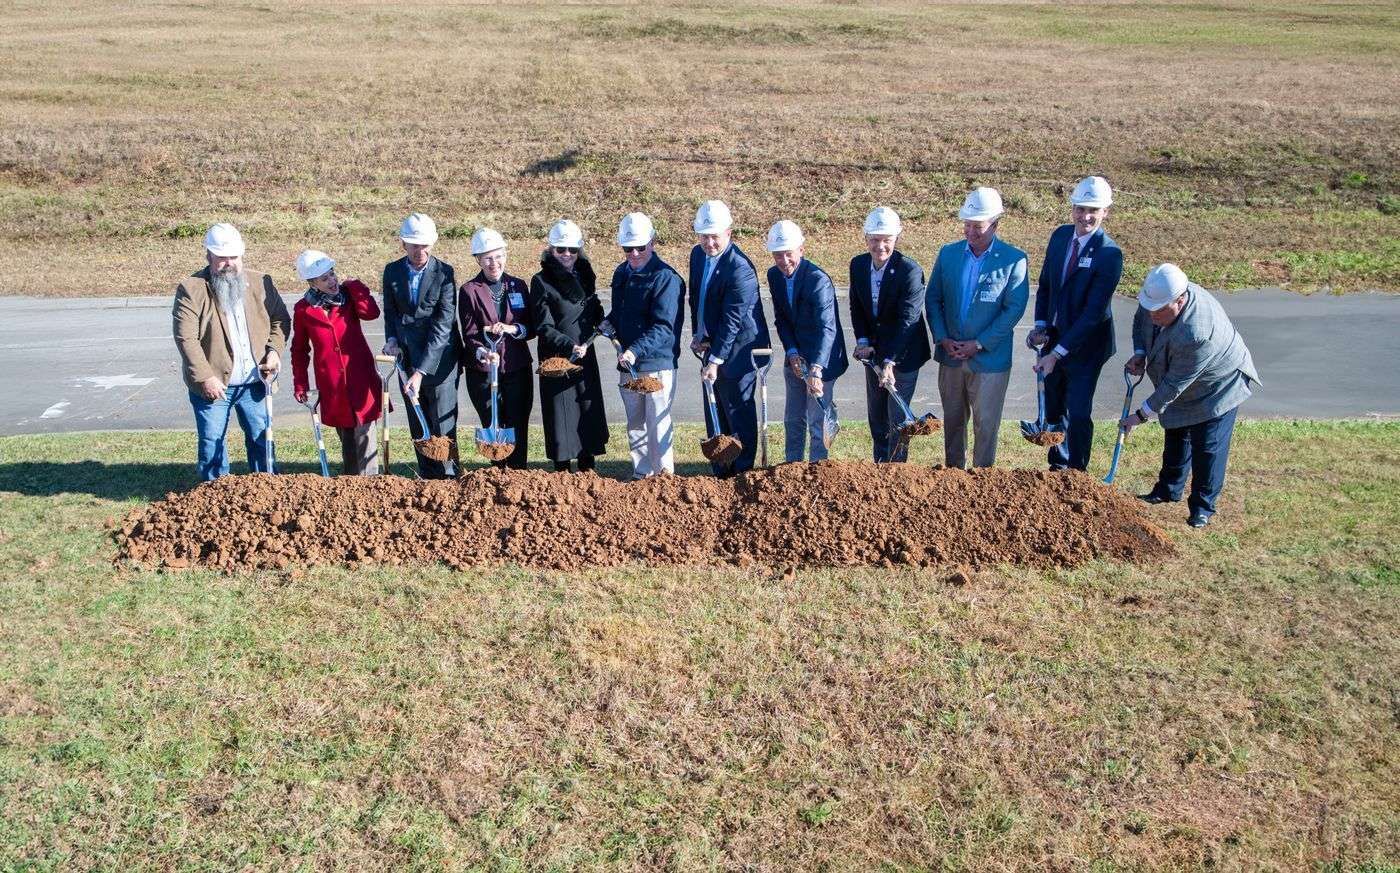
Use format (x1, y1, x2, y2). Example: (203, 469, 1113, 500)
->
(1043, 359, 1106, 471)
(863, 366, 919, 463)
(400, 372, 459, 479)
(703, 370, 758, 477)
(465, 366, 533, 470)
(1150, 406, 1239, 517)
(334, 422, 378, 475)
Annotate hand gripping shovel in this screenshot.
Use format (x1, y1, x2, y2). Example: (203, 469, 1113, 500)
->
(696, 348, 743, 466)
(859, 357, 939, 461)
(606, 330, 661, 394)
(795, 358, 840, 451)
(394, 358, 453, 464)
(751, 348, 772, 468)
(1020, 348, 1066, 448)
(298, 393, 330, 477)
(374, 354, 396, 474)
(475, 335, 515, 462)
(1104, 368, 1147, 485)
(259, 369, 278, 474)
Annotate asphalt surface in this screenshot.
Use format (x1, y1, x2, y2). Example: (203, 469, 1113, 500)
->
(1, 289, 1397, 437)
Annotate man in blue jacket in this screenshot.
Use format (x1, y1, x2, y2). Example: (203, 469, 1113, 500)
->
(764, 220, 848, 462)
(604, 212, 685, 479)
(926, 188, 1030, 468)
(689, 199, 771, 477)
(849, 206, 931, 462)
(1028, 176, 1123, 471)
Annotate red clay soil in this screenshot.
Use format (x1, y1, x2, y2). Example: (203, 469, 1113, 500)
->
(115, 462, 1173, 573)
(537, 356, 582, 376)
(1025, 431, 1066, 447)
(622, 375, 663, 393)
(415, 435, 453, 462)
(475, 440, 515, 462)
(700, 434, 744, 465)
(901, 416, 941, 436)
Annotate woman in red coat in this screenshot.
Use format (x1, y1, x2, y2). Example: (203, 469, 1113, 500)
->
(290, 250, 383, 474)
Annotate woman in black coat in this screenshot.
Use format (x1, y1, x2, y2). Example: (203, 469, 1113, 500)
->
(529, 220, 609, 471)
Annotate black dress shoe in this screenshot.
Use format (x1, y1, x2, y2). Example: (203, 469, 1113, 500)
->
(1137, 493, 1175, 505)
(1187, 512, 1211, 528)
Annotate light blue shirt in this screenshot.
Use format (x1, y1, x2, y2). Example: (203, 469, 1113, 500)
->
(960, 241, 992, 326)
(407, 263, 426, 307)
(869, 262, 887, 311)
(784, 273, 798, 356)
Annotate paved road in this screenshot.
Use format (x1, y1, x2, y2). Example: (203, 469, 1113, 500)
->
(1, 290, 1397, 436)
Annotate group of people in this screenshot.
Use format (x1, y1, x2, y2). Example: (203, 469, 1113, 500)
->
(172, 175, 1259, 527)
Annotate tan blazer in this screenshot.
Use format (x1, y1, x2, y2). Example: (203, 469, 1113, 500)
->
(172, 267, 290, 392)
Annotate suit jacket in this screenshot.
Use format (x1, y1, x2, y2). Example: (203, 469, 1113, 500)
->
(1132, 285, 1260, 429)
(381, 255, 459, 383)
(172, 266, 290, 392)
(459, 272, 534, 375)
(529, 253, 603, 358)
(848, 250, 931, 371)
(1034, 225, 1122, 367)
(688, 243, 771, 378)
(925, 237, 1030, 373)
(766, 258, 848, 380)
(607, 253, 685, 372)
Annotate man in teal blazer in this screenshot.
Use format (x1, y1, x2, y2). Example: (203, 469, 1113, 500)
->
(925, 187, 1030, 468)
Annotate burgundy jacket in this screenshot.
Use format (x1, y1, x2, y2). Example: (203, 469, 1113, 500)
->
(458, 272, 534, 375)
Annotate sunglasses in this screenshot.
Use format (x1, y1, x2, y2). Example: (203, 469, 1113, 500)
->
(621, 245, 647, 254)
(553, 246, 580, 255)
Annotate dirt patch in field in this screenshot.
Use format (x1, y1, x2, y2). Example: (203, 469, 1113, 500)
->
(115, 462, 1173, 572)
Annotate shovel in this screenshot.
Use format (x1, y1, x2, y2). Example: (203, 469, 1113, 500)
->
(699, 374, 743, 466)
(475, 335, 515, 462)
(751, 348, 772, 468)
(298, 392, 330, 477)
(1020, 349, 1066, 448)
(374, 354, 395, 474)
(394, 358, 453, 464)
(605, 331, 661, 394)
(795, 358, 840, 451)
(859, 357, 939, 461)
(259, 368, 278, 474)
(1104, 368, 1147, 485)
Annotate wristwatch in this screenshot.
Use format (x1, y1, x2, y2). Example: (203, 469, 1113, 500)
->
(1135, 409, 1149, 424)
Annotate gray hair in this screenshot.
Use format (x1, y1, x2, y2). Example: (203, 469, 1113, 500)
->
(210, 268, 247, 313)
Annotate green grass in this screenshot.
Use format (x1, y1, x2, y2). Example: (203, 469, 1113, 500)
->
(1, 422, 1398, 869)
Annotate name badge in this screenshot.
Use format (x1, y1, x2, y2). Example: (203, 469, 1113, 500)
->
(509, 292, 525, 309)
(1078, 257, 1093, 269)
(979, 287, 1001, 303)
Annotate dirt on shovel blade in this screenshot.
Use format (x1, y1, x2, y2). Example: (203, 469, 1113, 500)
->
(476, 439, 515, 461)
(114, 462, 1174, 572)
(537, 356, 582, 377)
(900, 417, 941, 436)
(415, 435, 453, 462)
(1025, 431, 1066, 447)
(700, 433, 743, 465)
(623, 375, 663, 393)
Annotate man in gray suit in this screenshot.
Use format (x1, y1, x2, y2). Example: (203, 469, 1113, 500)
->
(1120, 263, 1260, 528)
(381, 212, 460, 479)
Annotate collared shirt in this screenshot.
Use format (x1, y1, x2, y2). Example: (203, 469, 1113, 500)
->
(1060, 229, 1096, 286)
(407, 262, 426, 307)
(869, 260, 888, 311)
(960, 241, 992, 326)
(220, 294, 258, 384)
(784, 272, 798, 357)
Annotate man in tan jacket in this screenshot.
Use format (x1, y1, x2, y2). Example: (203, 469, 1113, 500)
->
(172, 223, 290, 480)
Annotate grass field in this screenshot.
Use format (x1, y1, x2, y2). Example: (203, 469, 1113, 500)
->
(1, 1, 1398, 297)
(1, 421, 1397, 869)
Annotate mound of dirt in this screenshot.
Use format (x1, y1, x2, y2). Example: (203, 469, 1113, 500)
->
(415, 435, 453, 462)
(115, 462, 1173, 573)
(700, 434, 743, 465)
(622, 375, 662, 394)
(537, 356, 581, 376)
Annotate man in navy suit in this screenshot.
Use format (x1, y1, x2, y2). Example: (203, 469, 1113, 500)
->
(764, 220, 848, 462)
(849, 206, 931, 462)
(688, 199, 771, 477)
(381, 213, 460, 479)
(1028, 176, 1123, 471)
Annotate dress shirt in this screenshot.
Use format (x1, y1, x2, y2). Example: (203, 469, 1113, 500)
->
(221, 295, 258, 385)
(407, 263, 425, 307)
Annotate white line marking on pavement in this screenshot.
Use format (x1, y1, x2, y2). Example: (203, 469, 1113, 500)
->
(73, 374, 156, 391)
(40, 401, 70, 419)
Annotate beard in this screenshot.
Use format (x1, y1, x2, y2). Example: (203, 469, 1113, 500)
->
(210, 269, 247, 312)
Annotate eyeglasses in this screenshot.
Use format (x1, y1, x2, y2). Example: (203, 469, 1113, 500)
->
(621, 245, 647, 254)
(553, 246, 580, 255)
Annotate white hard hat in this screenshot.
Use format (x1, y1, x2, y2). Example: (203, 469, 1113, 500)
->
(693, 200, 733, 235)
(203, 223, 245, 257)
(617, 212, 655, 247)
(1139, 263, 1189, 311)
(295, 249, 335, 281)
(863, 206, 902, 237)
(958, 187, 1004, 222)
(765, 220, 805, 253)
(470, 227, 506, 256)
(547, 218, 583, 249)
(399, 213, 438, 245)
(1070, 176, 1113, 208)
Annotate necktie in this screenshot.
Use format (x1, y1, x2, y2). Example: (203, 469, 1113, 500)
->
(1063, 237, 1080, 286)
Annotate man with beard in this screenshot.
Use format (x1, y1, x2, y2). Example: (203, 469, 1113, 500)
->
(172, 223, 291, 480)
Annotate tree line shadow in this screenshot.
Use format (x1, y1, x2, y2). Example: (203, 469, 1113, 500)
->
(0, 459, 724, 502)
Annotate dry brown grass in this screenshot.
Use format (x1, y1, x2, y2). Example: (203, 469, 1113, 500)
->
(0, 0, 1398, 294)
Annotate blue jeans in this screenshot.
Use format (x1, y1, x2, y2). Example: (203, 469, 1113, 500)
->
(189, 380, 273, 480)
(783, 367, 836, 462)
(1150, 405, 1239, 517)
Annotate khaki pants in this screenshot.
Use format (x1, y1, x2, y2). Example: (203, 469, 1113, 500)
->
(937, 365, 1010, 469)
(620, 368, 675, 478)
